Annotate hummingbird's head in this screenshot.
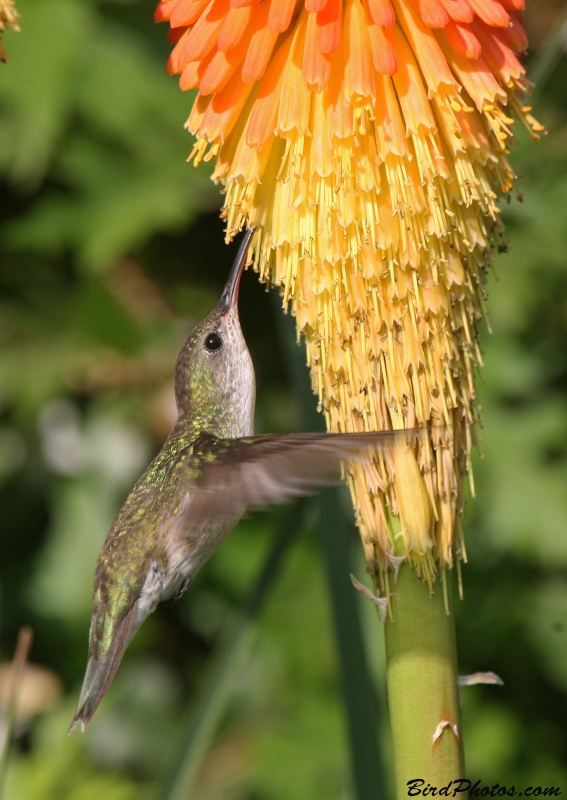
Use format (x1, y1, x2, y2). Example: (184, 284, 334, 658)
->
(174, 230, 256, 438)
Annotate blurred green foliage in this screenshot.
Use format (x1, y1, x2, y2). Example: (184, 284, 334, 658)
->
(0, 0, 566, 797)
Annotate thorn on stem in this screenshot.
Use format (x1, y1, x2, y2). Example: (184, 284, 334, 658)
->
(458, 671, 503, 687)
(432, 718, 460, 746)
(350, 574, 388, 622)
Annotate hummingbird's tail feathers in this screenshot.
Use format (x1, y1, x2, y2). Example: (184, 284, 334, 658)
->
(166, 425, 455, 536)
(68, 602, 138, 734)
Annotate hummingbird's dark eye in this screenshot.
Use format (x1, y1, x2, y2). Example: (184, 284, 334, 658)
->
(204, 332, 223, 353)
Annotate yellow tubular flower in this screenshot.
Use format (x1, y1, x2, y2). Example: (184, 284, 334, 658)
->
(0, 0, 19, 62)
(156, 0, 541, 588)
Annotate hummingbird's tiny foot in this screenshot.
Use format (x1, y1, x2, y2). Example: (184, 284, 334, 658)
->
(172, 577, 192, 602)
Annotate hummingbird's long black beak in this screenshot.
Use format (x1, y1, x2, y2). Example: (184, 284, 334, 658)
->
(220, 228, 254, 315)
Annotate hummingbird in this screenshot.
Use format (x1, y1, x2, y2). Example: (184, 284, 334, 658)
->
(69, 228, 425, 733)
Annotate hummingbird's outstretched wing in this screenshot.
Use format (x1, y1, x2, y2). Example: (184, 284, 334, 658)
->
(170, 428, 433, 532)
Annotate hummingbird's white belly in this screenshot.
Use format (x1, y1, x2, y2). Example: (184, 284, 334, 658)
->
(164, 515, 236, 588)
(135, 509, 238, 634)
(135, 561, 165, 630)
